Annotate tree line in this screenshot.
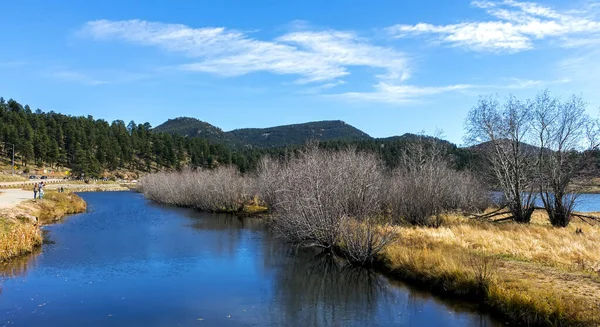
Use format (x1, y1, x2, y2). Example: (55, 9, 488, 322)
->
(0, 96, 477, 178)
(0, 97, 268, 176)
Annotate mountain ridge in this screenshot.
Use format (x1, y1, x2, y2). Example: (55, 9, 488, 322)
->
(153, 117, 374, 148)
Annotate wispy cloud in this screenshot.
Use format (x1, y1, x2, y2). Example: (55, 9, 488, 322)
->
(504, 77, 570, 89)
(47, 69, 150, 86)
(49, 70, 108, 85)
(330, 77, 570, 104)
(331, 82, 477, 103)
(387, 0, 600, 52)
(79, 19, 410, 84)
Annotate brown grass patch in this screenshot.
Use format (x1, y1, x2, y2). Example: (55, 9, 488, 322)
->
(0, 174, 25, 182)
(379, 212, 600, 326)
(0, 218, 42, 261)
(0, 191, 87, 261)
(29, 192, 87, 224)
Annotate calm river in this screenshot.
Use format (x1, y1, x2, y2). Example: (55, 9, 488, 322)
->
(0, 192, 502, 326)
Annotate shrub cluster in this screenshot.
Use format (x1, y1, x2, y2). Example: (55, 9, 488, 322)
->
(258, 147, 392, 265)
(139, 166, 251, 213)
(139, 144, 489, 265)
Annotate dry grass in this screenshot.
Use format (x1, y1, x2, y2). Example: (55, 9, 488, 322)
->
(394, 211, 600, 272)
(28, 192, 87, 224)
(0, 174, 25, 182)
(0, 191, 87, 261)
(242, 196, 269, 215)
(0, 218, 42, 261)
(380, 211, 600, 326)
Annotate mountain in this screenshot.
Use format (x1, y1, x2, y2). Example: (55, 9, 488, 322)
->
(152, 117, 231, 142)
(228, 120, 371, 148)
(467, 139, 543, 155)
(154, 118, 372, 148)
(377, 133, 456, 146)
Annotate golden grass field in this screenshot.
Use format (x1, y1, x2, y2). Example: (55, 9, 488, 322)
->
(380, 211, 600, 326)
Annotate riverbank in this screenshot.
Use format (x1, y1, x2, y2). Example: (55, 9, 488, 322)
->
(137, 159, 599, 326)
(0, 191, 87, 261)
(375, 210, 600, 326)
(44, 182, 133, 192)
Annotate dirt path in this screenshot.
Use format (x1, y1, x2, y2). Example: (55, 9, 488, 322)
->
(0, 188, 34, 209)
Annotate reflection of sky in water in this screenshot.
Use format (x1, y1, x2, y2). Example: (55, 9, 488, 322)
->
(0, 192, 501, 327)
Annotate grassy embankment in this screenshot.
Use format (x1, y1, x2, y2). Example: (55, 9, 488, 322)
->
(0, 174, 25, 182)
(377, 210, 600, 327)
(0, 191, 87, 261)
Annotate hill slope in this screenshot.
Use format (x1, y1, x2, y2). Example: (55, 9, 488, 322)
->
(154, 118, 372, 148)
(228, 120, 372, 148)
(153, 117, 231, 142)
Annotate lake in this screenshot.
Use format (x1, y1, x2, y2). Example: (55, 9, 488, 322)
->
(0, 192, 502, 326)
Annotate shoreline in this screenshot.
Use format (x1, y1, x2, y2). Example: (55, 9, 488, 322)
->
(140, 195, 600, 327)
(372, 212, 600, 327)
(0, 191, 87, 262)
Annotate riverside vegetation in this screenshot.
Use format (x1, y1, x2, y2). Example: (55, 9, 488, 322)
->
(140, 145, 599, 326)
(139, 92, 600, 327)
(0, 191, 87, 261)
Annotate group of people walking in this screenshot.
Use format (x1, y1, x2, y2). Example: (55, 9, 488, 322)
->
(33, 182, 45, 200)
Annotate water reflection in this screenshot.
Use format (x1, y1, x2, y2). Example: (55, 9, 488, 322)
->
(266, 247, 499, 327)
(0, 246, 41, 280)
(268, 248, 389, 326)
(0, 192, 502, 327)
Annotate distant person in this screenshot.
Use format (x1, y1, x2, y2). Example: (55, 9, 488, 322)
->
(60, 186, 64, 193)
(33, 183, 39, 199)
(38, 182, 44, 200)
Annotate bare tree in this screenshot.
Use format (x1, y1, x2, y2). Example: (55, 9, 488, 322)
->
(465, 95, 537, 223)
(532, 91, 597, 227)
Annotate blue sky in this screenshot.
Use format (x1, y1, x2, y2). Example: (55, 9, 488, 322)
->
(1, 0, 600, 144)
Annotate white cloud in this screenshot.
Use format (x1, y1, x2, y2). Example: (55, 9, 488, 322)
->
(387, 0, 600, 52)
(330, 77, 570, 104)
(331, 82, 476, 103)
(80, 19, 409, 84)
(504, 77, 570, 89)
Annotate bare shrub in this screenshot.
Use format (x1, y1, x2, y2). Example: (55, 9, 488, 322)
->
(339, 217, 396, 266)
(270, 146, 395, 264)
(139, 166, 250, 212)
(255, 156, 284, 209)
(386, 136, 490, 226)
(468, 252, 498, 291)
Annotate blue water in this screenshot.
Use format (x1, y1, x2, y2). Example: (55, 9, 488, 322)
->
(572, 193, 600, 212)
(0, 192, 501, 326)
(491, 192, 600, 212)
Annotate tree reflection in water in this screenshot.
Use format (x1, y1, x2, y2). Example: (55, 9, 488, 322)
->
(265, 245, 500, 327)
(267, 247, 398, 326)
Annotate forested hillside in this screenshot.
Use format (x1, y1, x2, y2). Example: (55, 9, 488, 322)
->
(152, 117, 232, 142)
(0, 97, 254, 177)
(0, 96, 482, 178)
(154, 117, 371, 148)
